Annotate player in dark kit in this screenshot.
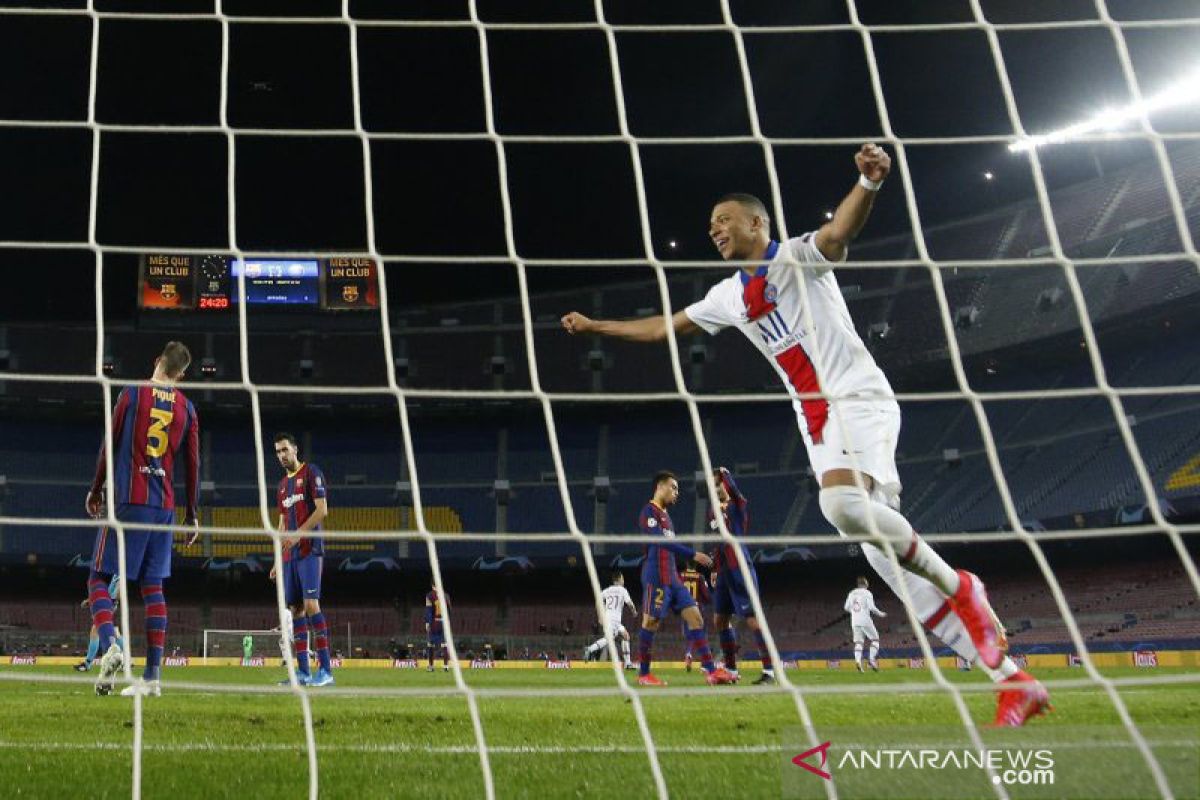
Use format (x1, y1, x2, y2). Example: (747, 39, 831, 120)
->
(679, 560, 710, 672)
(86, 341, 200, 697)
(271, 432, 333, 687)
(426, 585, 450, 671)
(708, 467, 775, 684)
(636, 471, 736, 687)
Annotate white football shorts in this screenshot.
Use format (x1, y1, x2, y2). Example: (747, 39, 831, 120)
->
(804, 398, 901, 499)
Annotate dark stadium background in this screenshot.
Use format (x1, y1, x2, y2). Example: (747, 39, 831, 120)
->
(0, 0, 1198, 661)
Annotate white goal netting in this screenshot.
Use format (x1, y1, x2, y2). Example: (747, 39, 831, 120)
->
(0, 1, 1198, 799)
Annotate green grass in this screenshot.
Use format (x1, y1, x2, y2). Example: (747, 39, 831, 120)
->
(0, 665, 1197, 799)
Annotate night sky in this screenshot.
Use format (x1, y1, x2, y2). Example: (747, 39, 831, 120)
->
(0, 0, 1198, 322)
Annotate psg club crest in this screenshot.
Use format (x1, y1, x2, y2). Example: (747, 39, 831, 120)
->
(764, 283, 779, 303)
(342, 284, 360, 303)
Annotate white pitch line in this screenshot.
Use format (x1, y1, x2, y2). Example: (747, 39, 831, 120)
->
(0, 740, 1194, 756)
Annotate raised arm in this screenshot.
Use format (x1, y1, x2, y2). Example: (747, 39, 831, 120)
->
(561, 308, 698, 343)
(814, 143, 891, 263)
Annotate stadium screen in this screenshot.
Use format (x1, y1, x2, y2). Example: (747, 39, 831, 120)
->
(230, 259, 320, 306)
(139, 254, 378, 311)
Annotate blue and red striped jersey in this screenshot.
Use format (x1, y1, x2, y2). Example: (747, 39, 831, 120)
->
(680, 566, 710, 605)
(708, 471, 751, 574)
(639, 502, 693, 586)
(276, 462, 327, 561)
(91, 385, 200, 521)
(425, 589, 446, 625)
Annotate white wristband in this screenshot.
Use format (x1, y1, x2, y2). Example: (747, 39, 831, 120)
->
(858, 174, 882, 192)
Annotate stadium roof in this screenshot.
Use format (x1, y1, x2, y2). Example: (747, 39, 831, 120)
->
(0, 0, 1197, 319)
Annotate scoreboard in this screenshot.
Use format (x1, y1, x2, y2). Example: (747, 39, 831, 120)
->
(139, 254, 379, 311)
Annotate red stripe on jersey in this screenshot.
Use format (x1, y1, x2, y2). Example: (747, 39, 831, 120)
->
(775, 345, 828, 444)
(129, 388, 153, 505)
(658, 549, 672, 584)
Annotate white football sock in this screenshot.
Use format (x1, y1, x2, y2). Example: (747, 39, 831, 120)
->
(821, 486, 960, 595)
(869, 641, 879, 663)
(621, 639, 631, 663)
(853, 642, 863, 666)
(862, 542, 1018, 682)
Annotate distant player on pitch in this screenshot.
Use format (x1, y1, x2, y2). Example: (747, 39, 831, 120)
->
(708, 467, 776, 685)
(563, 145, 1049, 724)
(584, 572, 636, 668)
(635, 471, 735, 687)
(271, 432, 333, 687)
(426, 584, 450, 671)
(86, 341, 200, 697)
(845, 576, 886, 672)
(679, 559, 709, 672)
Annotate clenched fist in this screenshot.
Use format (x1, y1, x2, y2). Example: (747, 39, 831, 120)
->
(561, 312, 593, 335)
(855, 143, 891, 183)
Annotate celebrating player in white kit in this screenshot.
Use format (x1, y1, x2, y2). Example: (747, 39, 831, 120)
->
(845, 576, 886, 672)
(584, 572, 637, 668)
(561, 144, 1050, 726)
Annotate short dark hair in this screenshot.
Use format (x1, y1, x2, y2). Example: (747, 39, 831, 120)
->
(652, 470, 677, 490)
(857, 575, 869, 588)
(611, 571, 623, 584)
(716, 192, 770, 222)
(160, 341, 191, 378)
(274, 432, 298, 448)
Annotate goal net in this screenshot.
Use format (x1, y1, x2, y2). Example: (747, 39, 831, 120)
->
(0, 1, 1198, 799)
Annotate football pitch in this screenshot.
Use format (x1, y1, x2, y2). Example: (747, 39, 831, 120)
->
(0, 665, 1197, 799)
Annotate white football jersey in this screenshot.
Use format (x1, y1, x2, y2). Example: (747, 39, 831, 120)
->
(685, 233, 894, 444)
(600, 585, 633, 626)
(844, 587, 881, 626)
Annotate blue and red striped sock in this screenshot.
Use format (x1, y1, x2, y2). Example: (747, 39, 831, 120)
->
(753, 628, 773, 671)
(638, 628, 655, 676)
(87, 572, 117, 651)
(141, 584, 167, 681)
(719, 627, 738, 670)
(293, 615, 310, 675)
(685, 627, 716, 673)
(310, 612, 332, 672)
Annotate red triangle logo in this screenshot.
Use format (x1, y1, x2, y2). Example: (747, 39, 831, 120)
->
(792, 741, 832, 780)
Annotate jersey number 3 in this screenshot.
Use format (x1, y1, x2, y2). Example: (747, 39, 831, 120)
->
(146, 408, 174, 458)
